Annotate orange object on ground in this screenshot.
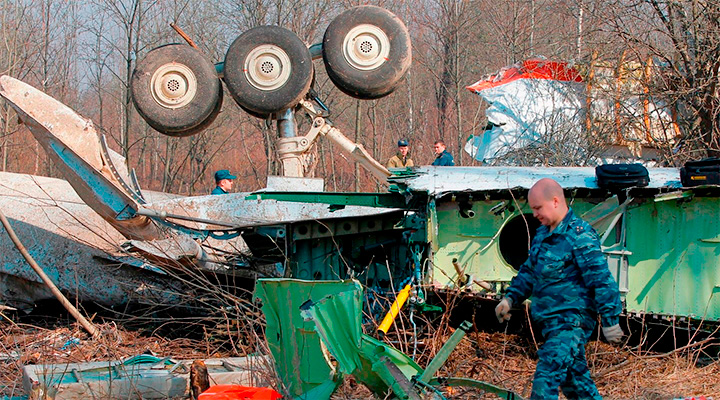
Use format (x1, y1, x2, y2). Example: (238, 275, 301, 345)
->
(198, 384, 282, 400)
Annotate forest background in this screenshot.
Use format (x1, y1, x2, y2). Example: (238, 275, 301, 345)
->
(0, 0, 718, 195)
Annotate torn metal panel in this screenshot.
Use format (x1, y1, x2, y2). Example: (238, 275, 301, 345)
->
(146, 193, 402, 229)
(253, 279, 352, 399)
(137, 194, 404, 275)
(262, 278, 525, 399)
(299, 281, 424, 397)
(389, 166, 681, 196)
(0, 172, 192, 311)
(255, 278, 421, 399)
(0, 76, 165, 241)
(624, 195, 720, 319)
(22, 355, 270, 399)
(299, 280, 365, 376)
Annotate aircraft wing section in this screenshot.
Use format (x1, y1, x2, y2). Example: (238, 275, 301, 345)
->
(0, 75, 163, 240)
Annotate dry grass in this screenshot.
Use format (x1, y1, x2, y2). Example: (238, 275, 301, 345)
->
(446, 330, 719, 399)
(2, 313, 718, 399)
(326, 308, 720, 400)
(0, 320, 238, 398)
(328, 328, 720, 399)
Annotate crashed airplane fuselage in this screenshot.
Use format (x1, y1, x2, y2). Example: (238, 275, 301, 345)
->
(0, 75, 402, 311)
(254, 166, 720, 325)
(0, 171, 191, 311)
(395, 167, 720, 322)
(2, 73, 720, 326)
(1, 74, 719, 327)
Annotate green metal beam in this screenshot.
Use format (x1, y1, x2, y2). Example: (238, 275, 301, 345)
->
(247, 191, 412, 209)
(418, 321, 472, 383)
(427, 377, 525, 400)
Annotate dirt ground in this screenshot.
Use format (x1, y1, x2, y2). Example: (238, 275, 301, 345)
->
(2, 315, 718, 400)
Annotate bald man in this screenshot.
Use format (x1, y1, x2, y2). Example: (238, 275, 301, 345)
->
(495, 178, 622, 399)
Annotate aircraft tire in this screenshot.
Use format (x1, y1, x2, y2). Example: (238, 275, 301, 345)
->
(322, 5, 411, 99)
(224, 26, 313, 115)
(238, 103, 271, 120)
(131, 44, 223, 137)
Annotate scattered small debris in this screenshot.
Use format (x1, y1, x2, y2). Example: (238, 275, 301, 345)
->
(1, 306, 719, 399)
(0, 321, 273, 399)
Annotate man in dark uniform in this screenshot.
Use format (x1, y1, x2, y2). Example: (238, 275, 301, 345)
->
(431, 140, 454, 166)
(386, 139, 414, 168)
(211, 169, 236, 195)
(495, 178, 623, 399)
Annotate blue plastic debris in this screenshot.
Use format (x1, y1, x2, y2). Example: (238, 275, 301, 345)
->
(60, 338, 80, 351)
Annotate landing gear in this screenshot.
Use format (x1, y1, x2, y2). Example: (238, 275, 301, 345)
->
(223, 26, 313, 116)
(131, 44, 222, 137)
(322, 5, 411, 99)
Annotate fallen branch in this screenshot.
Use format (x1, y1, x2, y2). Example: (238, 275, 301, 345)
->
(0, 208, 99, 338)
(593, 336, 715, 378)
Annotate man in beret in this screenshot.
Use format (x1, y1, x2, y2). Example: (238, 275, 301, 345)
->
(211, 169, 236, 195)
(386, 139, 414, 168)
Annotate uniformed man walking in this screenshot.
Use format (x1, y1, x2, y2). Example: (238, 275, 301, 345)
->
(386, 139, 414, 168)
(495, 178, 623, 399)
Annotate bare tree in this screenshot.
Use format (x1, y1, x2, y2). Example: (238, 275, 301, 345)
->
(81, 0, 162, 168)
(414, 0, 486, 165)
(0, 0, 35, 172)
(218, 0, 336, 41)
(0, 0, 79, 175)
(598, 0, 720, 159)
(34, 0, 79, 175)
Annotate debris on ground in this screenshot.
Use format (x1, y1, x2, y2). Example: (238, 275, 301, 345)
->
(1, 311, 719, 399)
(0, 321, 277, 399)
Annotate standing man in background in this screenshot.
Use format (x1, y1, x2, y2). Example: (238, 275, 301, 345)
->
(211, 169, 236, 195)
(495, 178, 623, 399)
(431, 140, 454, 166)
(387, 139, 414, 168)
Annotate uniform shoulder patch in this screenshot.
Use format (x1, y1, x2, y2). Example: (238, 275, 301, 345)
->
(568, 218, 585, 233)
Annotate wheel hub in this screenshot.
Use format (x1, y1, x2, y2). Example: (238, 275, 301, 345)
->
(150, 63, 197, 109)
(343, 24, 390, 71)
(244, 45, 292, 91)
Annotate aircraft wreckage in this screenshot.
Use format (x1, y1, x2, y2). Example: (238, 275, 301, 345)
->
(2, 5, 719, 398)
(1, 2, 719, 348)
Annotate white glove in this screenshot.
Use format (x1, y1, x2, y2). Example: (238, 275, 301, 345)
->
(495, 297, 512, 323)
(602, 324, 623, 344)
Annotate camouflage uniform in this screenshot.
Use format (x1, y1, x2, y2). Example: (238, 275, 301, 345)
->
(505, 208, 622, 399)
